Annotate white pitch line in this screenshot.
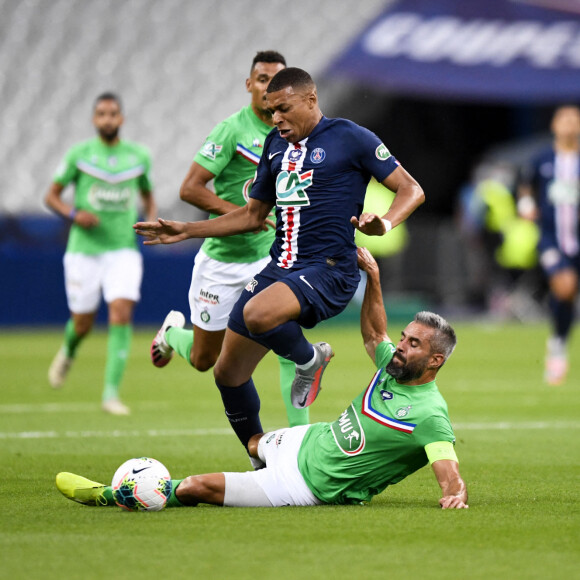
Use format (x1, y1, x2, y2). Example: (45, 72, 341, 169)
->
(0, 421, 579, 440)
(0, 402, 170, 414)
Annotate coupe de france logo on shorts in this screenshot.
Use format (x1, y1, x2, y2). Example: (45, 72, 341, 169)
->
(310, 148, 326, 164)
(245, 278, 258, 293)
(375, 143, 391, 161)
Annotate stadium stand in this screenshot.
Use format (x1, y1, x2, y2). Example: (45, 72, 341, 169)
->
(0, 0, 387, 216)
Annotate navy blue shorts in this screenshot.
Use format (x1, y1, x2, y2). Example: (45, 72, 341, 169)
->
(539, 247, 580, 278)
(228, 257, 360, 337)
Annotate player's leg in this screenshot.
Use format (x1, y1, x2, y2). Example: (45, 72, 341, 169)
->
(100, 250, 142, 414)
(49, 253, 100, 388)
(213, 329, 269, 463)
(242, 281, 333, 409)
(545, 267, 577, 385)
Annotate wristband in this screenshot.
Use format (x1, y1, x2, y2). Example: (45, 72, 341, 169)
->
(69, 209, 77, 221)
(381, 218, 392, 233)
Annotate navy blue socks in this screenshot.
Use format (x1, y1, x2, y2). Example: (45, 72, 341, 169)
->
(216, 378, 263, 450)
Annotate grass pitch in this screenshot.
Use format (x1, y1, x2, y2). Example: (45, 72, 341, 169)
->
(1, 321, 578, 579)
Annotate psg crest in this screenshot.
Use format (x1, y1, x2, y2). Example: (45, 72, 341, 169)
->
(310, 148, 326, 164)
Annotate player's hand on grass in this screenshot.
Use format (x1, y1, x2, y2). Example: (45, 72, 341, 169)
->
(74, 210, 99, 229)
(356, 247, 379, 275)
(351, 213, 388, 236)
(134, 218, 191, 245)
(439, 495, 469, 509)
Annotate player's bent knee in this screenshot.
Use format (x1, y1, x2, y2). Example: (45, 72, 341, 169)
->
(190, 352, 218, 372)
(243, 303, 273, 335)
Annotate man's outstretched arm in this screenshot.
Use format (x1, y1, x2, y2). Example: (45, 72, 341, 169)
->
(357, 247, 390, 364)
(133, 197, 274, 245)
(431, 459, 469, 509)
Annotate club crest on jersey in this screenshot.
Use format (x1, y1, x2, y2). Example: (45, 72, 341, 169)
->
(375, 143, 391, 160)
(330, 405, 366, 456)
(288, 149, 303, 162)
(276, 170, 313, 207)
(201, 141, 223, 160)
(395, 406, 412, 418)
(310, 148, 326, 164)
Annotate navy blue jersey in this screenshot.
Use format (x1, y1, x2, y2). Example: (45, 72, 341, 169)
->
(525, 146, 580, 257)
(250, 117, 400, 269)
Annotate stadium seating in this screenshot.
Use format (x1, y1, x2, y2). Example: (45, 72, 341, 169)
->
(0, 0, 386, 216)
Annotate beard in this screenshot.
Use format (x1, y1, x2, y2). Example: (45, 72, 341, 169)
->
(385, 355, 426, 383)
(98, 126, 119, 142)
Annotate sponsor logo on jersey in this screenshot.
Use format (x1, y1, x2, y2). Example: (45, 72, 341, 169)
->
(242, 177, 254, 203)
(310, 148, 326, 164)
(200, 310, 210, 323)
(331, 405, 366, 455)
(252, 138, 262, 148)
(380, 389, 393, 400)
(201, 141, 223, 160)
(88, 185, 133, 211)
(275, 170, 313, 207)
(245, 278, 258, 293)
(199, 289, 219, 304)
(548, 179, 580, 205)
(375, 143, 391, 160)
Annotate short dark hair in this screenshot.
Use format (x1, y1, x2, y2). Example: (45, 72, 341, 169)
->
(94, 92, 122, 112)
(251, 50, 286, 73)
(266, 67, 314, 94)
(414, 311, 457, 362)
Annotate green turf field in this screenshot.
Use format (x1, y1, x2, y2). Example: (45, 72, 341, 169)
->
(1, 321, 578, 579)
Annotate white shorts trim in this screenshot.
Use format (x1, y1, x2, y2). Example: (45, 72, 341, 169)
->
(188, 248, 271, 331)
(63, 249, 143, 314)
(222, 425, 321, 508)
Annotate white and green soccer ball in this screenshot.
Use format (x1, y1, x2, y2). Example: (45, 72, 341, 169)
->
(111, 457, 172, 511)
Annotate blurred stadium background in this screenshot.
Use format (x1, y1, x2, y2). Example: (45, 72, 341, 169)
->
(2, 0, 580, 325)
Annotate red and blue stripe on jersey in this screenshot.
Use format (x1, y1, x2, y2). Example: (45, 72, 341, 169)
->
(361, 368, 417, 434)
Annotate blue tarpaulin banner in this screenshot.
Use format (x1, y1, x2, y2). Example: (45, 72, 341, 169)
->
(326, 0, 580, 102)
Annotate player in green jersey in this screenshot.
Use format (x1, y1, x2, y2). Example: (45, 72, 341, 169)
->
(45, 93, 157, 415)
(57, 248, 468, 508)
(149, 51, 309, 430)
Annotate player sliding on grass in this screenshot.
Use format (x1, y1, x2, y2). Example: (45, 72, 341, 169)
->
(57, 248, 468, 509)
(134, 68, 425, 464)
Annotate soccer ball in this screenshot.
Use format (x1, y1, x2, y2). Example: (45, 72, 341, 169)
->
(111, 457, 172, 511)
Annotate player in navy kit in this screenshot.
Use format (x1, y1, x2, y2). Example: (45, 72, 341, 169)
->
(518, 105, 580, 385)
(135, 68, 425, 458)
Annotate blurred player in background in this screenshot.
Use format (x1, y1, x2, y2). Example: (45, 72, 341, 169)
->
(45, 92, 157, 415)
(57, 248, 467, 509)
(518, 104, 580, 385)
(150, 51, 310, 427)
(135, 68, 424, 462)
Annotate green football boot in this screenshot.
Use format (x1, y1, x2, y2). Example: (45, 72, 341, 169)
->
(56, 472, 113, 506)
